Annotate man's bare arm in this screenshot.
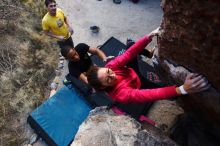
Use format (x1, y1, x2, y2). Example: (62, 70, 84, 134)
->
(64, 16, 74, 35)
(79, 73, 88, 84)
(88, 48, 107, 62)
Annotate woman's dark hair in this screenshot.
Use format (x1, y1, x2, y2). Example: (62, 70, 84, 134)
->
(60, 45, 72, 58)
(45, 0, 56, 7)
(87, 66, 104, 90)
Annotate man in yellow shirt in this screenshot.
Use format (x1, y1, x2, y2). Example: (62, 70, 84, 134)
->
(42, 0, 74, 49)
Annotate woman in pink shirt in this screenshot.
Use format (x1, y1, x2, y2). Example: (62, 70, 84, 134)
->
(87, 28, 210, 104)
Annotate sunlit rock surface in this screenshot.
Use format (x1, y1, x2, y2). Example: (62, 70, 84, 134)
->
(71, 107, 177, 146)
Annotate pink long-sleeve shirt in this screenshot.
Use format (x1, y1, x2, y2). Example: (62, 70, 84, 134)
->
(105, 35, 178, 104)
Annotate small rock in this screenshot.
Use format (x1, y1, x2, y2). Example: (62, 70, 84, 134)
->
(50, 82, 58, 90)
(60, 60, 64, 64)
(58, 63, 64, 69)
(59, 56, 65, 60)
(53, 76, 60, 83)
(55, 69, 61, 76)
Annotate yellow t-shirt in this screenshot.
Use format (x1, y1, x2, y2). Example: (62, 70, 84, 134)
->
(42, 8, 70, 39)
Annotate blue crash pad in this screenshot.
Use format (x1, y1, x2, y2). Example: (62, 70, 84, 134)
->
(28, 86, 92, 146)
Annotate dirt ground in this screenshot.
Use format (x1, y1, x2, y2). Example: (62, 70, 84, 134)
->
(57, 0, 162, 46)
(32, 0, 183, 145)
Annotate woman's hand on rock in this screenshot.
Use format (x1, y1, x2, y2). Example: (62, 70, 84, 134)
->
(181, 73, 210, 94)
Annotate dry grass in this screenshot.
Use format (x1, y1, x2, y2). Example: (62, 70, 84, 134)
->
(0, 0, 59, 145)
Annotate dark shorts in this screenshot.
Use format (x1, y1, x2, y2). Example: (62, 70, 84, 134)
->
(57, 36, 74, 50)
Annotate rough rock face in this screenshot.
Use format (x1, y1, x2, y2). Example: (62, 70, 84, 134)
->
(71, 107, 178, 146)
(155, 60, 220, 145)
(159, 0, 220, 90)
(157, 0, 220, 145)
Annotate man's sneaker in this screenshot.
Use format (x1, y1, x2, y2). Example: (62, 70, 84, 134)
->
(63, 79, 73, 89)
(113, 0, 121, 4)
(63, 79, 71, 85)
